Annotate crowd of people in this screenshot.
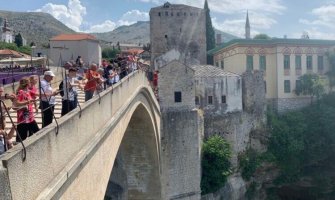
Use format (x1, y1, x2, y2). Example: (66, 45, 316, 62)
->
(0, 54, 146, 155)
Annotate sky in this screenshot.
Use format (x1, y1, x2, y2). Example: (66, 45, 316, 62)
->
(1, 0, 335, 39)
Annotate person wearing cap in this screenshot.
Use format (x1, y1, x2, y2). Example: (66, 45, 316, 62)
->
(40, 70, 59, 128)
(61, 67, 81, 116)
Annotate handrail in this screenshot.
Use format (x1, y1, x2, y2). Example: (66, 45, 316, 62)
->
(0, 99, 27, 161)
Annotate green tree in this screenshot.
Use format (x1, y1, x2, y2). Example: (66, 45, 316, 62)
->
(201, 135, 232, 194)
(326, 50, 335, 90)
(102, 48, 120, 60)
(14, 33, 23, 47)
(253, 34, 271, 39)
(239, 148, 261, 181)
(204, 0, 216, 65)
(295, 74, 325, 103)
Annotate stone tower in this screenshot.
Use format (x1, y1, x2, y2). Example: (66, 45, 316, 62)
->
(150, 2, 207, 68)
(158, 59, 202, 200)
(1, 18, 13, 43)
(245, 10, 251, 39)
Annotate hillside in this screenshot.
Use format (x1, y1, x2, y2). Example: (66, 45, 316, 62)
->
(0, 10, 75, 47)
(93, 21, 239, 45)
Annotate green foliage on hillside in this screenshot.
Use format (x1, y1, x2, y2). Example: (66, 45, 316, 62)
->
(0, 41, 31, 54)
(239, 149, 261, 181)
(0, 11, 75, 47)
(201, 135, 232, 194)
(267, 93, 335, 198)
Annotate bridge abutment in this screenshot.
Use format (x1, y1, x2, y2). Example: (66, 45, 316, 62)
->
(161, 110, 202, 200)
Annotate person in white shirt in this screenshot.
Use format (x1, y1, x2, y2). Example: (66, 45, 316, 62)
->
(40, 71, 59, 127)
(61, 68, 81, 116)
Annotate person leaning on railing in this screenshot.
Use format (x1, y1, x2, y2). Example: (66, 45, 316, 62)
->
(61, 67, 82, 116)
(84, 63, 100, 102)
(0, 85, 16, 154)
(13, 78, 39, 142)
(40, 71, 59, 128)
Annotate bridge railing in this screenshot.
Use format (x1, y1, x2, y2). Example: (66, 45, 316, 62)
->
(0, 69, 159, 200)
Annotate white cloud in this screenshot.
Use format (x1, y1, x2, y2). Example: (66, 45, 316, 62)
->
(36, 0, 149, 33)
(212, 11, 277, 38)
(138, 0, 285, 14)
(35, 0, 86, 32)
(139, 0, 284, 37)
(298, 3, 335, 39)
(292, 28, 335, 40)
(86, 10, 149, 33)
(299, 4, 335, 28)
(86, 20, 117, 33)
(117, 10, 149, 26)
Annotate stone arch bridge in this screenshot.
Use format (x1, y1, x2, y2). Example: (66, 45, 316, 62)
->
(0, 70, 166, 199)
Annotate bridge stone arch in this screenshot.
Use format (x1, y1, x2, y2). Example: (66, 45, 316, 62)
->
(0, 71, 162, 200)
(106, 103, 162, 199)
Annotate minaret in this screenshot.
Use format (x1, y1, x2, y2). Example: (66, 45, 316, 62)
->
(2, 18, 13, 43)
(245, 10, 250, 39)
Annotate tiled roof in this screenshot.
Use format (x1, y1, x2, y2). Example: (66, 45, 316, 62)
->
(0, 49, 30, 58)
(125, 48, 145, 55)
(50, 34, 97, 41)
(208, 38, 335, 55)
(190, 64, 240, 77)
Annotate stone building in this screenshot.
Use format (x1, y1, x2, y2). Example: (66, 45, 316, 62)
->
(49, 33, 101, 66)
(150, 2, 206, 67)
(191, 64, 242, 115)
(158, 60, 195, 111)
(1, 18, 13, 43)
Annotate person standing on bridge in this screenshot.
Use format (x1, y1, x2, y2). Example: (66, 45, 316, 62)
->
(40, 71, 59, 128)
(84, 63, 100, 101)
(61, 68, 81, 116)
(14, 78, 39, 142)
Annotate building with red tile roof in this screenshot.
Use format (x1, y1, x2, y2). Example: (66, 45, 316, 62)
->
(50, 34, 101, 66)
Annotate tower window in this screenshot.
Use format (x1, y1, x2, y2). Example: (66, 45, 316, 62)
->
(221, 95, 226, 104)
(165, 35, 168, 39)
(195, 96, 200, 105)
(158, 12, 161, 16)
(208, 96, 213, 104)
(175, 92, 182, 102)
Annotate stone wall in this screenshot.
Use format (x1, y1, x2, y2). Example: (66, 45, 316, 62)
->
(276, 97, 311, 113)
(201, 174, 246, 200)
(150, 3, 206, 65)
(242, 70, 266, 115)
(161, 110, 202, 200)
(204, 111, 265, 167)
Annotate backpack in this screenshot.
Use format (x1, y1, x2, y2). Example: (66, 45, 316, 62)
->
(59, 81, 64, 97)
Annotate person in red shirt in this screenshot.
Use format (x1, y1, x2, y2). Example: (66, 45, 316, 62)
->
(14, 77, 39, 142)
(84, 63, 101, 101)
(29, 75, 39, 113)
